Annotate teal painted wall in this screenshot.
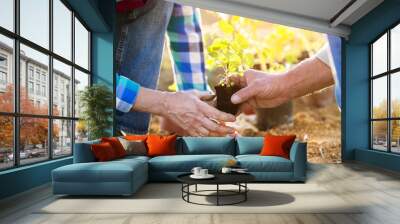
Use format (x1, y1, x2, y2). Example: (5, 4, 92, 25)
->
(0, 0, 115, 200)
(344, 0, 400, 171)
(91, 0, 116, 136)
(0, 158, 72, 199)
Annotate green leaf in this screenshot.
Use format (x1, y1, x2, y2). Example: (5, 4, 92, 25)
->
(243, 52, 255, 68)
(233, 33, 249, 50)
(218, 20, 234, 34)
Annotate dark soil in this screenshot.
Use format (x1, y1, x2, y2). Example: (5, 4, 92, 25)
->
(215, 84, 241, 115)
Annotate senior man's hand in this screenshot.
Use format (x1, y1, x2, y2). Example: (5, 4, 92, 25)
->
(231, 57, 334, 111)
(160, 90, 235, 136)
(230, 69, 289, 109)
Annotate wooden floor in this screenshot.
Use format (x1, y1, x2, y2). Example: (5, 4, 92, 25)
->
(1, 162, 400, 224)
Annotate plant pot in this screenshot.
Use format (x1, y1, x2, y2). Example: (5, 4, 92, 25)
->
(215, 84, 241, 115)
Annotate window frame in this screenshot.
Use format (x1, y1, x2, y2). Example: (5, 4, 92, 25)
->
(0, 0, 92, 171)
(370, 21, 400, 154)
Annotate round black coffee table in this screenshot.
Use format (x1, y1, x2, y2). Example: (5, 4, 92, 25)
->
(177, 173, 255, 206)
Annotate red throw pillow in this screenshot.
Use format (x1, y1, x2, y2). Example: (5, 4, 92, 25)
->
(260, 134, 296, 159)
(101, 137, 126, 158)
(91, 142, 117, 162)
(146, 134, 177, 157)
(124, 135, 148, 141)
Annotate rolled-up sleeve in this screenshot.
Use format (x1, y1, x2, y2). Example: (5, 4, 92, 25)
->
(116, 74, 141, 113)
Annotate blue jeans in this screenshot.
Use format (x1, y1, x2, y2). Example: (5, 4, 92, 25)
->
(116, 1, 174, 134)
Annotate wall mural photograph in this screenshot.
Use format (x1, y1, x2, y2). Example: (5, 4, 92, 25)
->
(115, 5, 342, 164)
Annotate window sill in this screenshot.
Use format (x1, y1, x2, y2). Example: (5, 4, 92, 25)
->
(355, 148, 400, 172)
(0, 156, 72, 176)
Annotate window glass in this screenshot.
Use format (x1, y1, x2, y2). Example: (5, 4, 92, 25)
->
(19, 117, 49, 165)
(0, 116, 14, 170)
(0, 0, 14, 31)
(391, 120, 400, 153)
(0, 34, 14, 112)
(0, 0, 92, 168)
(74, 18, 89, 70)
(372, 121, 388, 151)
(391, 24, 400, 70)
(372, 77, 387, 119)
(53, 119, 72, 157)
(53, 0, 72, 60)
(53, 59, 72, 117)
(391, 72, 400, 118)
(20, 0, 49, 49)
(20, 44, 49, 115)
(74, 69, 89, 118)
(75, 120, 88, 143)
(372, 33, 387, 76)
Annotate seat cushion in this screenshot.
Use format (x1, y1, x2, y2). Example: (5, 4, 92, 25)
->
(149, 154, 235, 172)
(236, 155, 293, 172)
(118, 155, 150, 162)
(177, 137, 235, 155)
(52, 159, 147, 183)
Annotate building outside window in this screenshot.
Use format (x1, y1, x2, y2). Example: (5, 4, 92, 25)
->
(28, 66, 34, 80)
(371, 23, 400, 154)
(41, 73, 46, 83)
(0, 0, 91, 170)
(35, 83, 40, 95)
(0, 71, 6, 84)
(35, 70, 40, 81)
(28, 81, 34, 94)
(41, 85, 46, 97)
(0, 54, 7, 89)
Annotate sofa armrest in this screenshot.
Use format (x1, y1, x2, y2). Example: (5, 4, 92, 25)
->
(73, 140, 100, 163)
(289, 141, 307, 181)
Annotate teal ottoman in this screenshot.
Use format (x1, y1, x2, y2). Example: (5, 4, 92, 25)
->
(52, 157, 148, 196)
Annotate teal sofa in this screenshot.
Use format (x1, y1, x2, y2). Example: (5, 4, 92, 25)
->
(52, 137, 307, 196)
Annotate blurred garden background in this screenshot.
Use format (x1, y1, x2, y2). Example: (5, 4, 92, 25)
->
(150, 9, 342, 163)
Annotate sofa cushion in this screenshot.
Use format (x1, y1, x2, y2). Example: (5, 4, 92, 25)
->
(236, 137, 263, 155)
(101, 137, 127, 158)
(149, 154, 235, 172)
(91, 142, 118, 161)
(177, 137, 235, 155)
(236, 155, 293, 172)
(115, 155, 150, 163)
(260, 134, 296, 159)
(73, 140, 100, 163)
(53, 159, 147, 183)
(124, 135, 148, 141)
(118, 138, 147, 156)
(147, 135, 177, 157)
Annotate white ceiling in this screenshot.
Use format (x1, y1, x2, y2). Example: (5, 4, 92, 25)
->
(225, 0, 352, 22)
(166, 0, 384, 38)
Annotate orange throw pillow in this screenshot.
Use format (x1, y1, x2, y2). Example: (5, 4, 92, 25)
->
(91, 142, 117, 162)
(146, 134, 177, 157)
(260, 134, 296, 159)
(101, 137, 126, 158)
(124, 135, 147, 141)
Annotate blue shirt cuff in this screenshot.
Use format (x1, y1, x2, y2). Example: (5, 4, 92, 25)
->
(116, 74, 140, 113)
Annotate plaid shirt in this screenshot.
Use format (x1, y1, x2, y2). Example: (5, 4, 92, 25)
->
(116, 3, 207, 113)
